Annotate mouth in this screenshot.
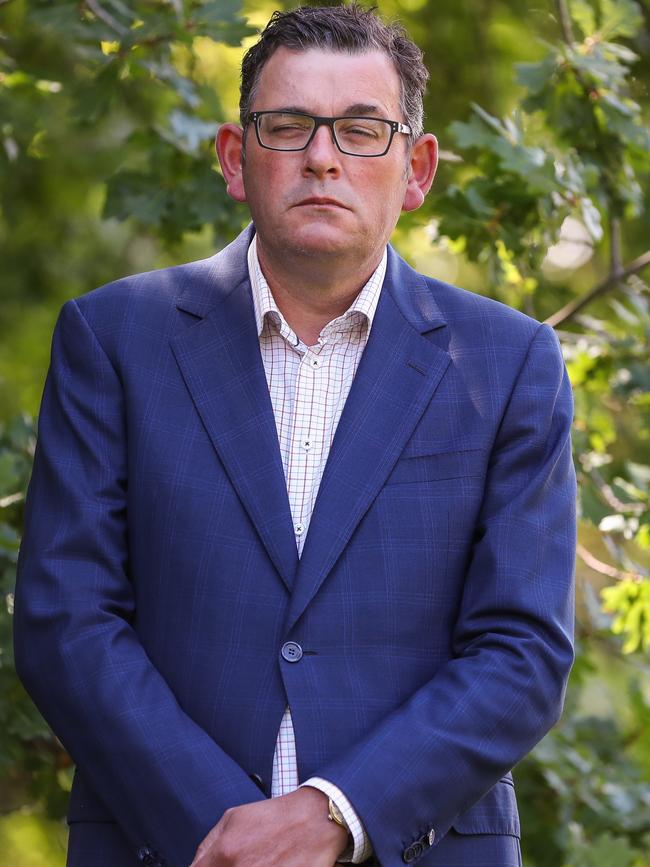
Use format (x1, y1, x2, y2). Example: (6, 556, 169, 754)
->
(295, 197, 350, 209)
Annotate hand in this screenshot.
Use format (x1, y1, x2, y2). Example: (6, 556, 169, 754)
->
(189, 786, 350, 867)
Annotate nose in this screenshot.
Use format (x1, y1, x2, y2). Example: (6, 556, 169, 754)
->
(301, 123, 342, 179)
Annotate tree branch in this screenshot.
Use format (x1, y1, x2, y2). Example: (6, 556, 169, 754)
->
(555, 0, 575, 45)
(545, 248, 650, 327)
(83, 0, 127, 36)
(610, 216, 623, 279)
(577, 543, 644, 583)
(588, 468, 645, 516)
(589, 469, 646, 515)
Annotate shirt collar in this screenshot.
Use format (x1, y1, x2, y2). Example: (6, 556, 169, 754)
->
(247, 232, 386, 343)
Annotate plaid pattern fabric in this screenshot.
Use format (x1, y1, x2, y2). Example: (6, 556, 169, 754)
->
(249, 235, 384, 862)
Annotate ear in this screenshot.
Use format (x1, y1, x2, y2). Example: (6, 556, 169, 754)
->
(402, 133, 438, 212)
(215, 123, 247, 204)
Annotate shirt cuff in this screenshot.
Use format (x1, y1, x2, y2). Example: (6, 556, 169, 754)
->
(301, 777, 373, 863)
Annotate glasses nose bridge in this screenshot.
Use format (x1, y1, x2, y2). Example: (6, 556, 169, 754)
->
(307, 116, 341, 154)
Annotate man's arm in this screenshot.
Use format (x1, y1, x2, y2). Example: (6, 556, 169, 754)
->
(311, 323, 576, 865)
(13, 299, 265, 867)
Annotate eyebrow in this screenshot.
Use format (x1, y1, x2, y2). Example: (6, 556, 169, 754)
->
(272, 103, 387, 118)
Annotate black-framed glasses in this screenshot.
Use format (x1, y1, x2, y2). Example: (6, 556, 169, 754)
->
(248, 111, 412, 157)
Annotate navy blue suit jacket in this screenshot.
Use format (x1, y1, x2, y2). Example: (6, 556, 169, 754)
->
(14, 225, 576, 866)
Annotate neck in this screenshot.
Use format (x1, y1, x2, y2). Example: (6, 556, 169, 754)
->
(256, 240, 384, 346)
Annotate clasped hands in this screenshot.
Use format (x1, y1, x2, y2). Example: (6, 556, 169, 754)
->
(189, 786, 349, 867)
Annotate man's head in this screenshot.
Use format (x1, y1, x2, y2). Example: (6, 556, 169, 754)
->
(216, 5, 438, 277)
(239, 5, 429, 146)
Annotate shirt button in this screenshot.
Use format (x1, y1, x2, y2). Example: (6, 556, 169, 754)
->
(281, 641, 303, 662)
(309, 357, 321, 368)
(294, 523, 304, 536)
(302, 439, 311, 451)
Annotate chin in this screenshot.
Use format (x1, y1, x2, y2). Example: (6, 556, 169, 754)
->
(286, 224, 354, 258)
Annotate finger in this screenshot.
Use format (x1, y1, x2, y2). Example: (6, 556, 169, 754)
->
(191, 823, 222, 865)
(189, 848, 205, 866)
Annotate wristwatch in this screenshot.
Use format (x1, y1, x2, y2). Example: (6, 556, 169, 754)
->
(327, 797, 350, 832)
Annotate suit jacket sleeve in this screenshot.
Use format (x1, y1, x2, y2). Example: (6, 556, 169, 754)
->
(13, 299, 265, 867)
(315, 323, 576, 865)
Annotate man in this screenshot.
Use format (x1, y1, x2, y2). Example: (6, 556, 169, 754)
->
(13, 5, 576, 867)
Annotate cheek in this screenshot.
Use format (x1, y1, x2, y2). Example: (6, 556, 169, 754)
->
(243, 159, 286, 207)
(357, 168, 407, 219)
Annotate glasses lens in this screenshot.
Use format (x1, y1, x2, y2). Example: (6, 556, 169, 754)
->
(257, 112, 314, 149)
(334, 118, 391, 155)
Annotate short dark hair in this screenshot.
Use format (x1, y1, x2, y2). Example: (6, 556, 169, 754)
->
(239, 4, 428, 143)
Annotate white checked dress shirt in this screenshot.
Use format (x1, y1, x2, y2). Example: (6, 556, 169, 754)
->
(248, 234, 386, 863)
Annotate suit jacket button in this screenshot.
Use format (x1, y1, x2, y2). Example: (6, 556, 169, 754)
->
(281, 641, 303, 662)
(402, 844, 418, 863)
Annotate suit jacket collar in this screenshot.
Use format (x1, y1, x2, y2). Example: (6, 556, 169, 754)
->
(175, 224, 256, 320)
(171, 225, 450, 619)
(175, 223, 447, 335)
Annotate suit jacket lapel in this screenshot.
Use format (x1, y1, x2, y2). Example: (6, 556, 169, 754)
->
(170, 227, 298, 592)
(285, 249, 451, 632)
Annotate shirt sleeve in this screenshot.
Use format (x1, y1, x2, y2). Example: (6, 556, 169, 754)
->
(301, 777, 374, 863)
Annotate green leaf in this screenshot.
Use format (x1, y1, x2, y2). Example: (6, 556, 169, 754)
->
(571, 0, 597, 38)
(189, 0, 255, 45)
(159, 110, 217, 156)
(600, 0, 643, 40)
(569, 47, 628, 88)
(493, 141, 558, 193)
(580, 197, 604, 241)
(627, 464, 650, 491)
(139, 61, 200, 109)
(471, 102, 508, 137)
(448, 116, 498, 151)
(191, 0, 249, 25)
(601, 41, 640, 65)
(103, 171, 169, 225)
(0, 522, 20, 558)
(609, 299, 641, 327)
(516, 54, 560, 96)
(568, 830, 640, 866)
(0, 452, 21, 495)
(598, 101, 650, 156)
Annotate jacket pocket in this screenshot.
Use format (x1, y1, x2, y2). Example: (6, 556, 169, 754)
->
(385, 448, 485, 486)
(451, 778, 520, 837)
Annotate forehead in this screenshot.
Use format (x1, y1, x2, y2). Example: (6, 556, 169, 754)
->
(252, 46, 402, 116)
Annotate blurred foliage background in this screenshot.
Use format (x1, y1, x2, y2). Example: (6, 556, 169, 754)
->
(1, 0, 649, 864)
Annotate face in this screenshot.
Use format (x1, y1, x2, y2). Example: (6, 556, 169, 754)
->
(217, 47, 437, 269)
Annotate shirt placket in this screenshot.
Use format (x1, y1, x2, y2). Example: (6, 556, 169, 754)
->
(287, 338, 332, 556)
